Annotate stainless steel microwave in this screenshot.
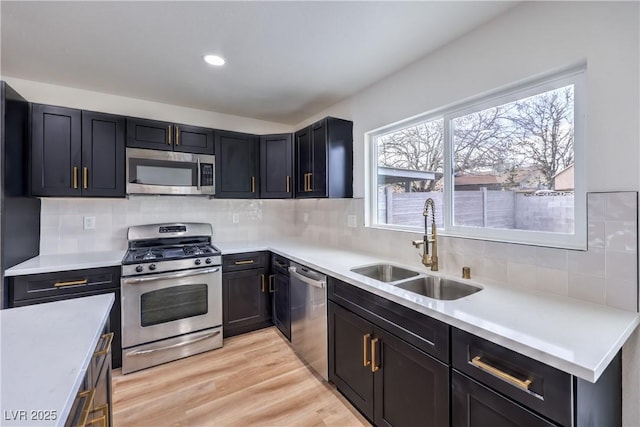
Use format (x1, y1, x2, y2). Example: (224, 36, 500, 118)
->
(126, 148, 215, 195)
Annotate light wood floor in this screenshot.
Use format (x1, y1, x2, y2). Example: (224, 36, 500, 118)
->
(112, 327, 371, 427)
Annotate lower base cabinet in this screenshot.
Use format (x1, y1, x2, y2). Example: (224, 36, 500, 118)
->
(328, 301, 449, 427)
(66, 328, 113, 427)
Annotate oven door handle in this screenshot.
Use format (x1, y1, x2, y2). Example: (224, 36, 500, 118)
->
(196, 158, 201, 190)
(122, 267, 220, 284)
(125, 330, 221, 357)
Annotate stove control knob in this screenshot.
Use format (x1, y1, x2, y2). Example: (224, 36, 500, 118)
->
(135, 265, 144, 273)
(195, 259, 202, 266)
(149, 264, 157, 271)
(205, 258, 212, 264)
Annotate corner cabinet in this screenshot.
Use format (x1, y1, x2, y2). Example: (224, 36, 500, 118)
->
(31, 105, 125, 197)
(215, 130, 259, 198)
(126, 117, 214, 154)
(328, 278, 449, 427)
(295, 117, 353, 199)
(222, 252, 272, 337)
(260, 133, 293, 198)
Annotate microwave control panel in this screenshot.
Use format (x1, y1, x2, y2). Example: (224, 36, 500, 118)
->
(201, 163, 214, 186)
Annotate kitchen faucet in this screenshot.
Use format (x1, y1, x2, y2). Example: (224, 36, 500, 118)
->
(411, 198, 438, 271)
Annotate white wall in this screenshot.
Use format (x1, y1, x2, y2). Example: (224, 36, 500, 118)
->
(0, 77, 292, 135)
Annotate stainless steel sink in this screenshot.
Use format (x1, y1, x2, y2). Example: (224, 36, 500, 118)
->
(394, 276, 481, 300)
(350, 264, 420, 282)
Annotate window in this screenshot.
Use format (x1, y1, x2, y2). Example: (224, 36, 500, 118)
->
(367, 67, 585, 249)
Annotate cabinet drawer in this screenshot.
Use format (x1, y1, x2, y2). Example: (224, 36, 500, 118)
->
(10, 267, 119, 303)
(452, 328, 571, 426)
(328, 277, 449, 363)
(271, 253, 290, 275)
(222, 251, 267, 272)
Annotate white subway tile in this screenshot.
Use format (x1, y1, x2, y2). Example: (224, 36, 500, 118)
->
(587, 193, 606, 222)
(605, 221, 637, 253)
(605, 277, 638, 312)
(535, 267, 569, 296)
(605, 192, 637, 221)
(568, 248, 606, 278)
(588, 220, 606, 249)
(605, 250, 637, 281)
(568, 272, 606, 305)
(534, 247, 568, 270)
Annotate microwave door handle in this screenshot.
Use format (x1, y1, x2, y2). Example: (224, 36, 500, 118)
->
(122, 267, 220, 284)
(197, 159, 201, 190)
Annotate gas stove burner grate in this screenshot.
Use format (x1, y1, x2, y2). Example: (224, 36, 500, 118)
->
(132, 248, 164, 261)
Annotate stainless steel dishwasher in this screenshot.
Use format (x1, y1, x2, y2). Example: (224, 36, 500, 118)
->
(289, 262, 328, 381)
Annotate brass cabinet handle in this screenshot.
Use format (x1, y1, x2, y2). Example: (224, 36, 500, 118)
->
(175, 126, 180, 145)
(286, 175, 290, 193)
(168, 125, 172, 145)
(86, 403, 108, 427)
(269, 275, 275, 293)
(303, 173, 309, 192)
(470, 356, 532, 391)
(234, 260, 254, 265)
(307, 173, 311, 191)
(94, 332, 114, 357)
(308, 172, 313, 192)
(261, 274, 265, 293)
(83, 167, 88, 189)
(73, 166, 79, 189)
(371, 337, 380, 372)
(363, 333, 371, 367)
(251, 176, 256, 193)
(75, 389, 96, 427)
(54, 278, 88, 288)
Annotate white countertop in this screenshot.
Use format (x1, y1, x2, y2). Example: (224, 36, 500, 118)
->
(4, 241, 639, 383)
(0, 294, 114, 426)
(217, 240, 640, 383)
(4, 250, 125, 276)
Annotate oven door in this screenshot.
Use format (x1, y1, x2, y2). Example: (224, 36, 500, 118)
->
(121, 266, 221, 348)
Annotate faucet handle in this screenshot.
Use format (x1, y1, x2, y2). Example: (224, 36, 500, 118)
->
(411, 239, 424, 248)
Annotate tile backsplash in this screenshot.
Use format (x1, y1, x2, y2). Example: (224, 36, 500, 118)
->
(39, 192, 638, 312)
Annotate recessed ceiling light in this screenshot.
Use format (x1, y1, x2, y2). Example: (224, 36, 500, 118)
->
(203, 55, 225, 66)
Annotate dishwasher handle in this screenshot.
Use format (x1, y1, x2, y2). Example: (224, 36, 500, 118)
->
(289, 266, 326, 289)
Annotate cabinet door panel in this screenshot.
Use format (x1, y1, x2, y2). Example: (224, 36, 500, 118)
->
(452, 371, 556, 427)
(309, 120, 327, 197)
(374, 327, 449, 427)
(215, 131, 259, 198)
(272, 273, 290, 340)
(126, 117, 172, 150)
(81, 111, 125, 197)
(295, 127, 312, 195)
(260, 133, 293, 198)
(31, 104, 81, 196)
(174, 124, 214, 155)
(328, 302, 374, 421)
(222, 269, 269, 337)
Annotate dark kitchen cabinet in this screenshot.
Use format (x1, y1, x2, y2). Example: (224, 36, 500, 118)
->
(295, 117, 352, 198)
(9, 266, 122, 369)
(260, 133, 293, 198)
(452, 328, 622, 427)
(215, 130, 259, 198)
(270, 254, 291, 340)
(31, 104, 125, 197)
(222, 252, 272, 337)
(328, 277, 449, 426)
(126, 117, 214, 155)
(328, 301, 449, 427)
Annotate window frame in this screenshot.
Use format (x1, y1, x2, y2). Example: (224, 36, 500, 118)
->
(365, 66, 587, 250)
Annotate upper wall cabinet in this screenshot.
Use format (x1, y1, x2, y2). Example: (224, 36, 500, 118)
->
(31, 104, 125, 197)
(295, 117, 353, 199)
(126, 117, 214, 155)
(260, 133, 293, 199)
(215, 130, 259, 198)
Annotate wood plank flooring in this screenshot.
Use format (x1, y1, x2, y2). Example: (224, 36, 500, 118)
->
(112, 327, 371, 427)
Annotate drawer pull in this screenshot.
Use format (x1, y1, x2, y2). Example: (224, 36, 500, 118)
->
(86, 403, 108, 427)
(275, 260, 287, 268)
(94, 332, 114, 357)
(74, 389, 95, 427)
(371, 337, 380, 373)
(470, 356, 532, 391)
(54, 278, 88, 288)
(261, 274, 266, 293)
(268, 274, 275, 293)
(234, 260, 255, 265)
(363, 333, 371, 367)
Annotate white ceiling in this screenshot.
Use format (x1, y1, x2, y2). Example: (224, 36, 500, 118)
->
(1, 1, 518, 125)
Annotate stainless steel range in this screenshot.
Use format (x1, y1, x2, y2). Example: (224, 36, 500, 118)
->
(121, 222, 222, 374)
